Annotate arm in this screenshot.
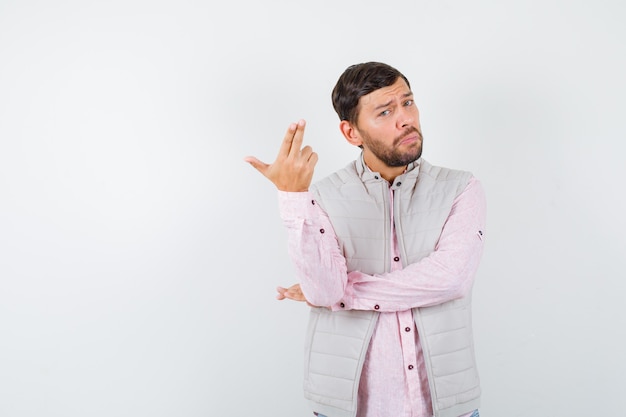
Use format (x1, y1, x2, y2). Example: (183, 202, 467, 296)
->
(245, 120, 347, 307)
(278, 191, 348, 307)
(335, 178, 487, 312)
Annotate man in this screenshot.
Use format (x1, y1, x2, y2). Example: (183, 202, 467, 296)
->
(245, 62, 486, 417)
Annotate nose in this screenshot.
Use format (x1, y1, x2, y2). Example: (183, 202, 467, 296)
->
(397, 106, 415, 129)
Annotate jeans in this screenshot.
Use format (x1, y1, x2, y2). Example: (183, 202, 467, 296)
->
(314, 410, 479, 417)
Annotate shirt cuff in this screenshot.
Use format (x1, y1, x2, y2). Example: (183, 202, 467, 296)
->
(330, 275, 356, 311)
(278, 190, 319, 220)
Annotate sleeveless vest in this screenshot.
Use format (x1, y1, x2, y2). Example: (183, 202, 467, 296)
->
(304, 156, 481, 417)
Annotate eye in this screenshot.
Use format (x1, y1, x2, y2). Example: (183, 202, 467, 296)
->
(379, 109, 391, 117)
(404, 99, 414, 106)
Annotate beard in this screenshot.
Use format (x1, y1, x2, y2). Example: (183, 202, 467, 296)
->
(360, 126, 423, 167)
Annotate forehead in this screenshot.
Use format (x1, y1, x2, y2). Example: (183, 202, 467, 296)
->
(359, 78, 411, 108)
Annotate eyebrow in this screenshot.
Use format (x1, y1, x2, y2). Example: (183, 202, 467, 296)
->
(373, 91, 414, 111)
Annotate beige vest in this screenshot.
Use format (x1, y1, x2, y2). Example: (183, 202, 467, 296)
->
(305, 156, 481, 417)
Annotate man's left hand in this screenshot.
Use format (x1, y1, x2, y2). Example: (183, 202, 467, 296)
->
(276, 283, 315, 307)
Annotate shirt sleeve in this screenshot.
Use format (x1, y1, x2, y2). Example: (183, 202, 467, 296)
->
(335, 178, 487, 312)
(278, 191, 348, 307)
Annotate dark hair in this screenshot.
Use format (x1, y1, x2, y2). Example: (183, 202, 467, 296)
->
(331, 62, 411, 124)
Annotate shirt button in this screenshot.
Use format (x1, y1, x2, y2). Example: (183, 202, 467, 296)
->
(408, 365, 414, 370)
(374, 175, 379, 180)
(405, 327, 411, 332)
(311, 200, 315, 205)
(319, 228, 325, 234)
(396, 182, 402, 186)
(340, 302, 345, 308)
(394, 256, 400, 262)
(374, 304, 380, 310)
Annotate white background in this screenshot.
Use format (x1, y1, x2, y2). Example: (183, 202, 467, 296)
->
(1, 0, 625, 416)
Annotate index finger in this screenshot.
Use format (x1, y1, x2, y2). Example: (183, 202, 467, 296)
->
(278, 122, 299, 157)
(288, 119, 306, 157)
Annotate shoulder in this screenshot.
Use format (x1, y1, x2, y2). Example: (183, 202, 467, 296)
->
(419, 159, 473, 183)
(416, 159, 474, 196)
(310, 160, 360, 193)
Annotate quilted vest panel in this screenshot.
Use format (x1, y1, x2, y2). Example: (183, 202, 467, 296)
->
(304, 156, 479, 417)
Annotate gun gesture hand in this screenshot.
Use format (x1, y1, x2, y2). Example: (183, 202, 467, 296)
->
(245, 119, 318, 192)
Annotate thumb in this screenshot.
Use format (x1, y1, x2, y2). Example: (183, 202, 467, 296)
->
(244, 156, 269, 175)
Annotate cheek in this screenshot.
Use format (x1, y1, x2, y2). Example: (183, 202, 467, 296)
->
(413, 109, 421, 128)
(368, 118, 394, 131)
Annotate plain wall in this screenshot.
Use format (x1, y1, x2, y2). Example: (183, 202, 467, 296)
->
(1, 0, 625, 416)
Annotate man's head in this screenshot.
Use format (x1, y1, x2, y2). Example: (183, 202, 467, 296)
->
(332, 62, 423, 180)
(332, 62, 411, 125)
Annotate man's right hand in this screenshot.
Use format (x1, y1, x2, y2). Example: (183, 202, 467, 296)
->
(244, 119, 318, 192)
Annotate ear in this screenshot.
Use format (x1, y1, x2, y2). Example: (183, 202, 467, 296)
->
(339, 120, 362, 147)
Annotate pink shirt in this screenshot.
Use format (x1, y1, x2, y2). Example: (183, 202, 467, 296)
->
(278, 176, 486, 417)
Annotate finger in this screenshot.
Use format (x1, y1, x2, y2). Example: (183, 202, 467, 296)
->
(285, 289, 305, 302)
(278, 122, 298, 158)
(286, 283, 301, 293)
(288, 119, 306, 158)
(298, 150, 318, 174)
(244, 156, 269, 175)
(300, 145, 313, 159)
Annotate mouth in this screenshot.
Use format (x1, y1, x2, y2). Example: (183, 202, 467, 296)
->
(399, 135, 418, 145)
(397, 131, 421, 147)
